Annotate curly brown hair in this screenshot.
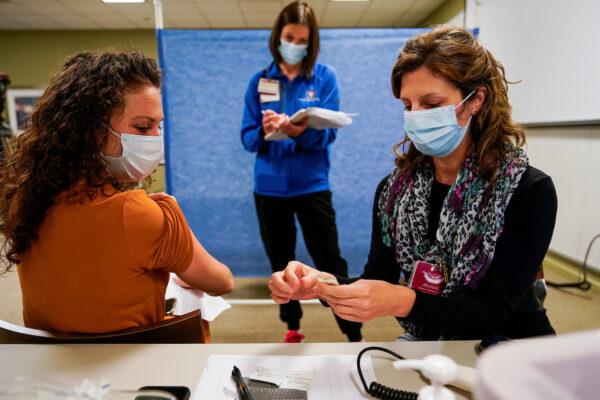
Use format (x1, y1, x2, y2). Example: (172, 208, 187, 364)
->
(0, 50, 160, 272)
(391, 25, 526, 181)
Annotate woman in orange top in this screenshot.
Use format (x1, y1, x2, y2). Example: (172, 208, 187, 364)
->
(0, 51, 234, 333)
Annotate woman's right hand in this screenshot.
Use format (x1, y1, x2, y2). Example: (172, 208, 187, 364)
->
(268, 261, 333, 304)
(262, 110, 286, 135)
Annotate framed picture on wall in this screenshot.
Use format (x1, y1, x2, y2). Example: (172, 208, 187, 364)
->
(6, 89, 44, 135)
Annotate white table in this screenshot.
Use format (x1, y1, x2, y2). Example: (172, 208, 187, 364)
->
(0, 341, 478, 399)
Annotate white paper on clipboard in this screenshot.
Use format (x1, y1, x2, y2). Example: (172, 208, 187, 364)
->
(289, 107, 356, 130)
(264, 107, 355, 141)
(193, 354, 375, 400)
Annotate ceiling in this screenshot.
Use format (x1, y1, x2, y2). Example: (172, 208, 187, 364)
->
(0, 0, 447, 30)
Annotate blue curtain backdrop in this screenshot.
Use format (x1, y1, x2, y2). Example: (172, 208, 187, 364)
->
(158, 28, 426, 276)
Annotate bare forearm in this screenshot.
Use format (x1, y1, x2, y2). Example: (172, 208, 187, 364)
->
(391, 285, 417, 318)
(177, 230, 234, 296)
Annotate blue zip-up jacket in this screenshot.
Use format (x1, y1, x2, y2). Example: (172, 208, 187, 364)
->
(241, 62, 341, 197)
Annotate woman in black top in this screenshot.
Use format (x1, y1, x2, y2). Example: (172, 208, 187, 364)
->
(267, 26, 557, 340)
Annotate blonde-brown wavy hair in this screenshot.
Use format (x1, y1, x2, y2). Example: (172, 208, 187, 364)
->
(0, 51, 160, 272)
(391, 25, 525, 181)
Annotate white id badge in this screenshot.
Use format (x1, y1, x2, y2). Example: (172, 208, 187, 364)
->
(260, 92, 280, 103)
(258, 78, 279, 95)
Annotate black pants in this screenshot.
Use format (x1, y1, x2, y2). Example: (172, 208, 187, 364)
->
(254, 190, 362, 341)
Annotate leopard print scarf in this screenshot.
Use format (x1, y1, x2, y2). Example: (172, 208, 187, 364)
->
(378, 145, 528, 339)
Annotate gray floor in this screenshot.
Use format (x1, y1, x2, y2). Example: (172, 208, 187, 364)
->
(1, 268, 599, 343)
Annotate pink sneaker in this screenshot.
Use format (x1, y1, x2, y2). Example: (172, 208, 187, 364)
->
(284, 330, 305, 343)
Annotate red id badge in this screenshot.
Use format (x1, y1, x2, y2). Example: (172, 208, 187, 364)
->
(408, 260, 446, 296)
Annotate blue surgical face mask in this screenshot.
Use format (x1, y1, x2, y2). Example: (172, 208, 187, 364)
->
(278, 39, 308, 66)
(403, 90, 475, 157)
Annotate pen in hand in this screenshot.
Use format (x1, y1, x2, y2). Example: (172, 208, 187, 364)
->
(261, 110, 286, 133)
(231, 365, 254, 400)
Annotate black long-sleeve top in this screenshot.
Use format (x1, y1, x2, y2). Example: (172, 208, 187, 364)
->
(340, 166, 557, 339)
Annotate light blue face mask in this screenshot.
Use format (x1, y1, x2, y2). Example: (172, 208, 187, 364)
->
(403, 90, 475, 157)
(278, 39, 308, 66)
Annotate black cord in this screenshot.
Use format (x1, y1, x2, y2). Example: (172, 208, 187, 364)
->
(357, 346, 418, 400)
(547, 233, 599, 291)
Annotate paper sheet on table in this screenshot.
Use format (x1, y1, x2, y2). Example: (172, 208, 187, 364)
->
(165, 274, 231, 321)
(193, 354, 375, 400)
(250, 366, 313, 391)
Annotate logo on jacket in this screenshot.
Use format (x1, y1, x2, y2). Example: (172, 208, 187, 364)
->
(299, 88, 319, 102)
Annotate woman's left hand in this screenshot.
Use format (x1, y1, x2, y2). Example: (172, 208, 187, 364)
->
(314, 279, 416, 323)
(280, 116, 308, 137)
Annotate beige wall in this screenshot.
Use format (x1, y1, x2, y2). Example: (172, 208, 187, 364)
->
(0, 30, 156, 88)
(421, 0, 465, 27)
(526, 125, 600, 271)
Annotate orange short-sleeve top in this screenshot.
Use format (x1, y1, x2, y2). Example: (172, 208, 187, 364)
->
(18, 186, 193, 333)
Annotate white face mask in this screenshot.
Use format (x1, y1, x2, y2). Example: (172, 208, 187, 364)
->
(102, 128, 163, 182)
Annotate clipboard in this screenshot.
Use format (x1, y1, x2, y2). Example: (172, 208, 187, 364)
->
(264, 107, 356, 141)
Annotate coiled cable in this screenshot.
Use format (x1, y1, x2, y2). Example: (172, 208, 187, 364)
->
(357, 346, 418, 400)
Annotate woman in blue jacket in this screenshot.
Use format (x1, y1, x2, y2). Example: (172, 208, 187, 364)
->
(241, 1, 361, 343)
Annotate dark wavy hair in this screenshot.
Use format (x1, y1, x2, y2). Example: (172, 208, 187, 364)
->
(0, 50, 160, 272)
(270, 1, 319, 77)
(391, 25, 526, 181)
